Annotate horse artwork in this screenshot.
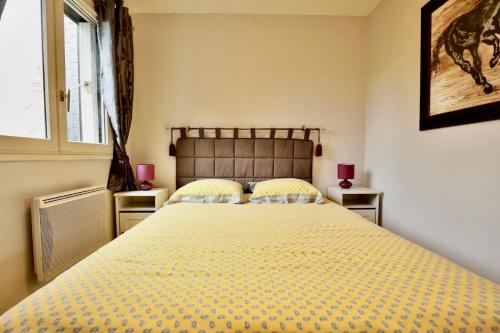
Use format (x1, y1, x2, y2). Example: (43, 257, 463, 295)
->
(420, 0, 500, 130)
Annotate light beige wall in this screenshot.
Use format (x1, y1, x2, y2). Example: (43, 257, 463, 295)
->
(0, 159, 112, 313)
(365, 0, 500, 282)
(130, 14, 367, 193)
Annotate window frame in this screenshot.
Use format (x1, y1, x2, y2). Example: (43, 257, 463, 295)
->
(0, 0, 112, 158)
(57, 0, 112, 154)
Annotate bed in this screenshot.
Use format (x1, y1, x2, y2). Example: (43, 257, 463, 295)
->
(1, 137, 498, 332)
(1, 201, 499, 332)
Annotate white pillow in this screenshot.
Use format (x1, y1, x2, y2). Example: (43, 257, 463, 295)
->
(166, 179, 243, 204)
(249, 178, 324, 204)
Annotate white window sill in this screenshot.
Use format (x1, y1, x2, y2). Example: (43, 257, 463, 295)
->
(0, 153, 112, 162)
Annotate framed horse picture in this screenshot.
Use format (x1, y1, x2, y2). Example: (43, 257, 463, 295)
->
(420, 0, 500, 130)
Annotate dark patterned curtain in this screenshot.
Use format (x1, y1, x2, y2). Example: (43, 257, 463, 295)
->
(95, 0, 137, 191)
(0, 0, 7, 20)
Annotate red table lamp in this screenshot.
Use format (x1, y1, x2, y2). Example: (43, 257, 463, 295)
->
(136, 164, 155, 191)
(338, 164, 355, 189)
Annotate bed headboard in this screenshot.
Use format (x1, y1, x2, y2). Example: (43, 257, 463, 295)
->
(175, 138, 314, 190)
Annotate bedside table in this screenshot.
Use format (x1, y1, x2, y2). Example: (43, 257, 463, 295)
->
(327, 187, 382, 225)
(114, 188, 168, 236)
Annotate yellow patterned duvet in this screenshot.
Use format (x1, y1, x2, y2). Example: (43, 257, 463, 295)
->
(1, 201, 499, 332)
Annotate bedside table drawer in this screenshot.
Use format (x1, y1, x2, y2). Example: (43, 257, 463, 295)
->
(351, 209, 376, 223)
(119, 212, 152, 233)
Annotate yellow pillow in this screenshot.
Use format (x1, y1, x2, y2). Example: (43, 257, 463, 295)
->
(166, 179, 243, 204)
(249, 178, 324, 204)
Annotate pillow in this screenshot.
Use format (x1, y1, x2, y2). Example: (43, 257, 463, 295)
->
(249, 178, 324, 204)
(166, 179, 243, 204)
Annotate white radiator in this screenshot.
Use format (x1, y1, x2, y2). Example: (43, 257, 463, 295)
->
(31, 185, 107, 282)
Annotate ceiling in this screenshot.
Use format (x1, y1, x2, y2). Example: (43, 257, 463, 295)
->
(124, 0, 381, 16)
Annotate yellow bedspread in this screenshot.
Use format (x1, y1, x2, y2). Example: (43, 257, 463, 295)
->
(1, 201, 499, 332)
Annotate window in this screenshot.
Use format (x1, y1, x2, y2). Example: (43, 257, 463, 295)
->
(0, 0, 111, 157)
(0, 0, 48, 139)
(63, 4, 106, 144)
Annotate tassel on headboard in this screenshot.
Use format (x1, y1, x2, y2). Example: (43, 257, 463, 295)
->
(169, 128, 177, 156)
(315, 130, 323, 157)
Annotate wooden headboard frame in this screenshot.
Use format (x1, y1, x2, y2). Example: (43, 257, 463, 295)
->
(174, 138, 314, 190)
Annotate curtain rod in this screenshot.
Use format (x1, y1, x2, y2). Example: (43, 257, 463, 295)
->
(165, 126, 326, 131)
(167, 126, 324, 157)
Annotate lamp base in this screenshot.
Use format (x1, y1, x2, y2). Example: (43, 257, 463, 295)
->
(339, 179, 353, 189)
(138, 181, 153, 191)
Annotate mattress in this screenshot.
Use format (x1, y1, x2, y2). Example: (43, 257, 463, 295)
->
(1, 201, 499, 332)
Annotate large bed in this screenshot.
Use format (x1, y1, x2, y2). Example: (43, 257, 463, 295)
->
(1, 200, 499, 332)
(1, 136, 499, 332)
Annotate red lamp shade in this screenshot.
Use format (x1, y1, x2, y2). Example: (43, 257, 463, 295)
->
(338, 164, 355, 180)
(136, 164, 155, 190)
(338, 164, 355, 189)
(136, 164, 154, 180)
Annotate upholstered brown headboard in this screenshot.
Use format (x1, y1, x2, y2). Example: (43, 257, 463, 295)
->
(176, 138, 313, 190)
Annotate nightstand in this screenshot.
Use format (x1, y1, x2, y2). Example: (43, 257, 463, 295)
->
(114, 188, 168, 236)
(327, 187, 382, 225)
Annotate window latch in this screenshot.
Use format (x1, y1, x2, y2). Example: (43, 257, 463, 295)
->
(59, 90, 71, 113)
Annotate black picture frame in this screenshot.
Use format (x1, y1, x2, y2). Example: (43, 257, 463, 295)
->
(420, 0, 500, 131)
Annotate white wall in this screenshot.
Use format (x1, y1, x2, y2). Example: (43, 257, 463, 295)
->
(364, 0, 500, 282)
(0, 159, 112, 313)
(129, 14, 368, 193)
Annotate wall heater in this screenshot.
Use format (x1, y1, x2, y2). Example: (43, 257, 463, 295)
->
(31, 185, 107, 282)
